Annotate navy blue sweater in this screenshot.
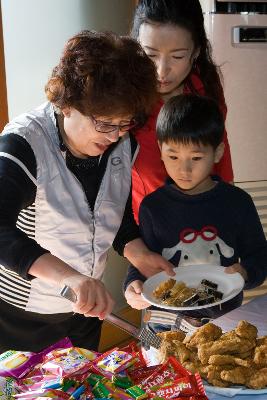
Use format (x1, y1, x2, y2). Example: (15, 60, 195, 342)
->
(124, 178, 267, 319)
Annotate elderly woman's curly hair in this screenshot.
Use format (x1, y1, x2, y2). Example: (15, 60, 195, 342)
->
(45, 30, 158, 119)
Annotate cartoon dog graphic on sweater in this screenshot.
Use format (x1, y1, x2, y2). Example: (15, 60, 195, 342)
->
(162, 225, 234, 266)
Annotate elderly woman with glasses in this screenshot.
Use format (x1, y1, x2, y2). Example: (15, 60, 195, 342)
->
(0, 30, 174, 352)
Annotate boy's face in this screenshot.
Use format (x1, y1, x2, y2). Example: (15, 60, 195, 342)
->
(159, 140, 224, 195)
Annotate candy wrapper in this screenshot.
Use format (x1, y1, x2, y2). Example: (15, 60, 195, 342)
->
(0, 337, 207, 400)
(41, 348, 93, 377)
(146, 373, 207, 399)
(95, 348, 133, 374)
(0, 338, 72, 379)
(139, 357, 190, 391)
(0, 376, 18, 400)
(14, 388, 70, 399)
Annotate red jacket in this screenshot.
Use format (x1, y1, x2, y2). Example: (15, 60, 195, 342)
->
(132, 73, 234, 223)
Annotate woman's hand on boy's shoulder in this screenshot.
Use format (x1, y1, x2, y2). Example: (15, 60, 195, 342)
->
(125, 280, 150, 310)
(225, 263, 248, 282)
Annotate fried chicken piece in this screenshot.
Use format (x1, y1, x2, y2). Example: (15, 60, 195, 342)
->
(182, 360, 206, 377)
(181, 360, 204, 378)
(208, 354, 251, 367)
(207, 365, 233, 387)
(219, 330, 239, 341)
(247, 368, 267, 389)
(237, 350, 254, 359)
(173, 340, 192, 363)
(221, 366, 253, 385)
(153, 278, 176, 299)
(253, 345, 267, 367)
(235, 320, 258, 340)
(189, 349, 201, 364)
(157, 330, 186, 342)
(157, 340, 174, 363)
(158, 337, 191, 363)
(256, 336, 267, 346)
(184, 322, 222, 349)
(198, 338, 255, 365)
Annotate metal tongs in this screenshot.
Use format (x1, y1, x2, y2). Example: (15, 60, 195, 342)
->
(143, 309, 200, 336)
(60, 285, 162, 349)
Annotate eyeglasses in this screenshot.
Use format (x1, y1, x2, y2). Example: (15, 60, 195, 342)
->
(89, 115, 137, 134)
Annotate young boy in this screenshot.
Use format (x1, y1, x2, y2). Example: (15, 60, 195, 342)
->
(124, 94, 267, 330)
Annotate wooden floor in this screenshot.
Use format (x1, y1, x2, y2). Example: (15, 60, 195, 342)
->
(99, 279, 267, 352)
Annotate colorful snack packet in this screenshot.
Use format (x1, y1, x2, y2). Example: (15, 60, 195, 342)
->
(147, 374, 207, 399)
(127, 366, 158, 385)
(0, 376, 18, 400)
(14, 388, 70, 399)
(41, 348, 92, 377)
(126, 385, 148, 399)
(0, 337, 73, 379)
(0, 350, 39, 379)
(139, 357, 189, 391)
(112, 374, 133, 389)
(95, 349, 133, 374)
(92, 380, 113, 398)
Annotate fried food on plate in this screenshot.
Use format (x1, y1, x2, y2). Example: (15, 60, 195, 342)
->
(256, 336, 267, 346)
(220, 366, 253, 385)
(198, 337, 255, 365)
(253, 345, 267, 367)
(208, 354, 251, 367)
(247, 368, 267, 389)
(207, 365, 232, 388)
(184, 322, 222, 349)
(153, 278, 176, 299)
(157, 330, 186, 342)
(155, 320, 266, 389)
(235, 320, 258, 340)
(158, 337, 191, 363)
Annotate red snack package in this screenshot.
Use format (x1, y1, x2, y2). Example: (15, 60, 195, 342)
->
(139, 357, 189, 391)
(147, 374, 207, 399)
(120, 342, 140, 354)
(128, 365, 158, 385)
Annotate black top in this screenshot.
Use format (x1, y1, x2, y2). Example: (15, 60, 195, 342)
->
(0, 126, 139, 279)
(124, 178, 267, 319)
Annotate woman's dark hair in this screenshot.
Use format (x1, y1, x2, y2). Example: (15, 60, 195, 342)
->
(157, 94, 224, 149)
(45, 30, 158, 118)
(132, 0, 224, 104)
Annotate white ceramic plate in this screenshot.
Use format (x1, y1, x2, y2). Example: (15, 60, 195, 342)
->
(204, 382, 267, 397)
(141, 264, 244, 311)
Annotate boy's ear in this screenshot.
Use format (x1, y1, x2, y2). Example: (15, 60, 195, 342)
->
(214, 142, 225, 163)
(157, 140, 162, 151)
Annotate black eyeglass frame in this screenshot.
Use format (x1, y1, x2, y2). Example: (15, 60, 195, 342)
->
(89, 115, 137, 133)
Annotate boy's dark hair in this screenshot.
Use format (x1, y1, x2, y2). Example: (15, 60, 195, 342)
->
(156, 94, 224, 149)
(132, 0, 224, 104)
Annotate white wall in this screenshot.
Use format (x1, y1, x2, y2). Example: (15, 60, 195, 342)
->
(1, 0, 135, 311)
(2, 0, 134, 119)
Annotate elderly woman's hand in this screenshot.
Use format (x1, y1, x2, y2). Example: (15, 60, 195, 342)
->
(29, 253, 114, 320)
(124, 238, 175, 278)
(124, 280, 150, 310)
(61, 274, 115, 320)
